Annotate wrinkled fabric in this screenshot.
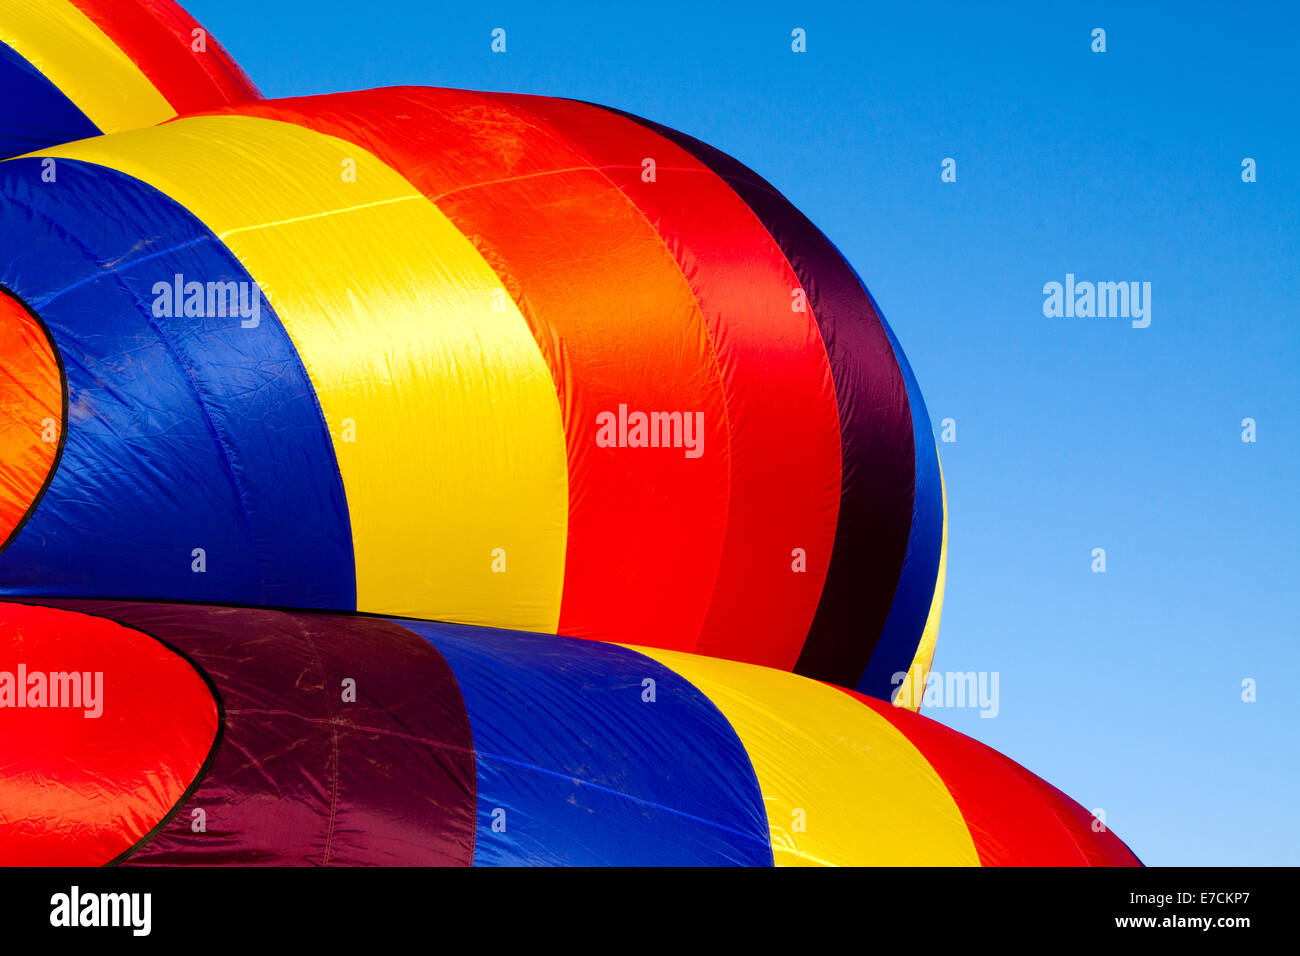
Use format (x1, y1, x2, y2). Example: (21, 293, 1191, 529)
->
(0, 0, 1146, 871)
(0, 90, 944, 693)
(0, 600, 1141, 866)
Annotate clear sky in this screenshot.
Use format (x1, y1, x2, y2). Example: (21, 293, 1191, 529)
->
(185, 0, 1299, 865)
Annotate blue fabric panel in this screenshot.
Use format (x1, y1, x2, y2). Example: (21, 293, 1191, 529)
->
(402, 619, 773, 866)
(0, 158, 355, 608)
(0, 41, 101, 159)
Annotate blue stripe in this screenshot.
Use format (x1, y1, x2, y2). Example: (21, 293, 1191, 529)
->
(856, 279, 944, 699)
(0, 41, 100, 159)
(400, 619, 773, 866)
(0, 158, 355, 609)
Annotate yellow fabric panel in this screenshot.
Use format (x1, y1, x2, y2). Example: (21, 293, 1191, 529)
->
(36, 116, 569, 631)
(0, 0, 175, 134)
(625, 645, 978, 866)
(896, 454, 948, 711)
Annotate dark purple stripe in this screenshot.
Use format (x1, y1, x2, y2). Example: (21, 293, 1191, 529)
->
(590, 104, 917, 689)
(31, 600, 477, 866)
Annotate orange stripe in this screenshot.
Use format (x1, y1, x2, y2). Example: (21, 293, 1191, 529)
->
(498, 94, 843, 670)
(0, 289, 63, 551)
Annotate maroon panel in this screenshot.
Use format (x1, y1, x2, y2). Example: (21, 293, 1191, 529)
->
(30, 600, 476, 866)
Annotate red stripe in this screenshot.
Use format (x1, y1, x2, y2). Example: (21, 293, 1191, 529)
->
(0, 602, 217, 865)
(476, 95, 842, 669)
(609, 110, 920, 689)
(838, 686, 1140, 865)
(209, 89, 733, 649)
(988, 744, 1143, 866)
(67, 0, 260, 114)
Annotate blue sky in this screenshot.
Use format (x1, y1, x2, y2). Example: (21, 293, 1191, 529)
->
(186, 0, 1300, 865)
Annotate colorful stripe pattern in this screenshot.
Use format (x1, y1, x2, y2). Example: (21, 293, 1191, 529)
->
(0, 0, 257, 158)
(0, 2, 1143, 869)
(0, 600, 1141, 867)
(0, 86, 944, 696)
(598, 106, 935, 692)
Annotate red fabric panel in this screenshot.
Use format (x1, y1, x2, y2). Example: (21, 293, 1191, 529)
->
(68, 0, 260, 114)
(215, 88, 734, 650)
(614, 110, 920, 689)
(989, 744, 1144, 866)
(477, 93, 843, 669)
(0, 601, 217, 865)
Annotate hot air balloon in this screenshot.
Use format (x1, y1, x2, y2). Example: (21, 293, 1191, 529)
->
(0, 85, 945, 697)
(1, 599, 1138, 866)
(0, 0, 1136, 867)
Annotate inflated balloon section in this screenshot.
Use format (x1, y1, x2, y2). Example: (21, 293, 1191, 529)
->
(0, 0, 1139, 866)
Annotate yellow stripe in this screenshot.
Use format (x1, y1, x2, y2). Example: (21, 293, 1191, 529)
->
(36, 116, 569, 631)
(625, 645, 978, 866)
(896, 454, 948, 711)
(0, 0, 175, 134)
